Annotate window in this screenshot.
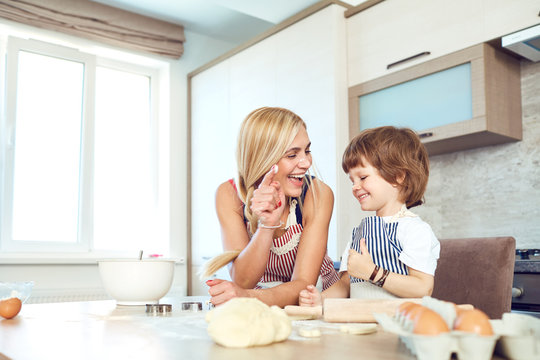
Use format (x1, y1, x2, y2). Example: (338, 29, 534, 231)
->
(0, 36, 169, 257)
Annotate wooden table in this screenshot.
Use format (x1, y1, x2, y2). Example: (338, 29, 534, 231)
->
(0, 298, 505, 360)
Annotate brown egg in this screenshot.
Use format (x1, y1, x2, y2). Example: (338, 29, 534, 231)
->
(0, 297, 22, 319)
(453, 309, 493, 336)
(404, 303, 426, 323)
(395, 301, 417, 317)
(413, 308, 450, 335)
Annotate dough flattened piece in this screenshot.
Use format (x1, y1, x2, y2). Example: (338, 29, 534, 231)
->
(284, 305, 322, 320)
(339, 323, 377, 335)
(298, 327, 321, 338)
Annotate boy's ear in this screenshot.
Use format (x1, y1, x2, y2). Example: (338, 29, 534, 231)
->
(396, 172, 406, 185)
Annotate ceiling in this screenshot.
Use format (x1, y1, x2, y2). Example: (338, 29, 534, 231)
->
(92, 0, 362, 45)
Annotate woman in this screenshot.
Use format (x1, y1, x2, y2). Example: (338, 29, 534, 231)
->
(206, 107, 339, 307)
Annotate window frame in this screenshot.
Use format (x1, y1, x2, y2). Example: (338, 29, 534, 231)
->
(0, 35, 167, 258)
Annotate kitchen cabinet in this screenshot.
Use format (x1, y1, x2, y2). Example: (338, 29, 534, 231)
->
(189, 4, 348, 294)
(348, 43, 522, 155)
(483, 0, 540, 43)
(346, 0, 540, 86)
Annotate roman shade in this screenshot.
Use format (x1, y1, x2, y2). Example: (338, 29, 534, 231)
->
(0, 0, 185, 58)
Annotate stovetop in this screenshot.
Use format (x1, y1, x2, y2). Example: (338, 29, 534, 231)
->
(516, 249, 540, 261)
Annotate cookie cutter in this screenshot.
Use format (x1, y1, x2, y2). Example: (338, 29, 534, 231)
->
(181, 301, 203, 312)
(146, 303, 172, 316)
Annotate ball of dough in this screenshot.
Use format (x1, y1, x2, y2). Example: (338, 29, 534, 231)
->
(206, 297, 292, 348)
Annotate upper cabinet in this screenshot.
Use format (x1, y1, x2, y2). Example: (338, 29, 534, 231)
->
(483, 0, 540, 43)
(348, 43, 522, 155)
(346, 0, 540, 86)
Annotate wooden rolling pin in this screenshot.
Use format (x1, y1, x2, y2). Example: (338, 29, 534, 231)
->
(284, 298, 474, 323)
(323, 298, 422, 322)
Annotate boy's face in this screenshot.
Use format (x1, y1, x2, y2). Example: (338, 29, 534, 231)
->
(347, 157, 403, 217)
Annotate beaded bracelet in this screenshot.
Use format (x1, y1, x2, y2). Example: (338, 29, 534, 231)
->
(258, 220, 284, 229)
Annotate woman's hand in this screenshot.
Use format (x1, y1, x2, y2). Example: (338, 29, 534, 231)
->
(347, 238, 376, 280)
(250, 165, 286, 227)
(299, 284, 322, 307)
(207, 279, 249, 306)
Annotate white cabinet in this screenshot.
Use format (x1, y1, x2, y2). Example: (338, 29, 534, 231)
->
(483, 0, 540, 42)
(346, 0, 540, 86)
(189, 4, 349, 294)
(347, 0, 484, 85)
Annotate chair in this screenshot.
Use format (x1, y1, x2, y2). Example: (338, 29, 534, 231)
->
(432, 236, 516, 319)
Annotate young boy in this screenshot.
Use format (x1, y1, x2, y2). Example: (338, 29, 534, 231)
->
(299, 126, 440, 305)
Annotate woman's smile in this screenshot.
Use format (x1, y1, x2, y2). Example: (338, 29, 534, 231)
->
(276, 127, 312, 197)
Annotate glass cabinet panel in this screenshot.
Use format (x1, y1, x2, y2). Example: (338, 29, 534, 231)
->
(359, 63, 472, 132)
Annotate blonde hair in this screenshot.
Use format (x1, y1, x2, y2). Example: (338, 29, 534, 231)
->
(236, 107, 307, 234)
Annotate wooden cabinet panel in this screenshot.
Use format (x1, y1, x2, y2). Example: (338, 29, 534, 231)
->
(348, 43, 522, 155)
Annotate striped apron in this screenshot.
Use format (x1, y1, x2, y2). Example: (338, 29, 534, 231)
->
(255, 198, 339, 290)
(350, 216, 409, 285)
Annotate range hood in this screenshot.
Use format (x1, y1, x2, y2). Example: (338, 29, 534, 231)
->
(502, 24, 540, 62)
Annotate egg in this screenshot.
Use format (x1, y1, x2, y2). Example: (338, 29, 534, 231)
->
(400, 304, 427, 331)
(395, 301, 417, 323)
(0, 297, 22, 319)
(453, 309, 493, 336)
(413, 308, 450, 335)
(404, 303, 426, 322)
(396, 301, 417, 317)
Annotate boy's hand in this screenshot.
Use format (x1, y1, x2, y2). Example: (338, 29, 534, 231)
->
(299, 284, 322, 307)
(347, 238, 375, 280)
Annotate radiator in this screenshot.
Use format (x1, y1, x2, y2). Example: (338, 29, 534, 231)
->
(27, 286, 185, 304)
(27, 288, 110, 304)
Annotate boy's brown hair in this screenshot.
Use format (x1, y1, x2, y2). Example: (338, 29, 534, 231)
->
(342, 126, 429, 208)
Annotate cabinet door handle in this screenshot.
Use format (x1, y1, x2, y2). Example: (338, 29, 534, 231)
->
(419, 132, 433, 139)
(387, 51, 431, 69)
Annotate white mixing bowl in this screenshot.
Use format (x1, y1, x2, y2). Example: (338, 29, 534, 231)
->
(98, 259, 176, 305)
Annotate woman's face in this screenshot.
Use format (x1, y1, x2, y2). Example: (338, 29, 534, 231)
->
(275, 127, 312, 198)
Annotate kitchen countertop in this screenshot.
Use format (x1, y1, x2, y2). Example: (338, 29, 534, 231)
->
(0, 297, 506, 360)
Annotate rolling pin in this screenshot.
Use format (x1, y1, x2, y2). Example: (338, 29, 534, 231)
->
(284, 298, 474, 323)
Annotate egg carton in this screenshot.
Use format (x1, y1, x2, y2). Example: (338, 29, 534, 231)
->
(374, 312, 498, 360)
(374, 296, 500, 360)
(492, 312, 540, 360)
(375, 297, 540, 360)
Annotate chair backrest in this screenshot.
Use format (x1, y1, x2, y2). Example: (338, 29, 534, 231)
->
(432, 236, 516, 319)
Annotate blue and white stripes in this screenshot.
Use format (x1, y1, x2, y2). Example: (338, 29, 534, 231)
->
(350, 216, 408, 283)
